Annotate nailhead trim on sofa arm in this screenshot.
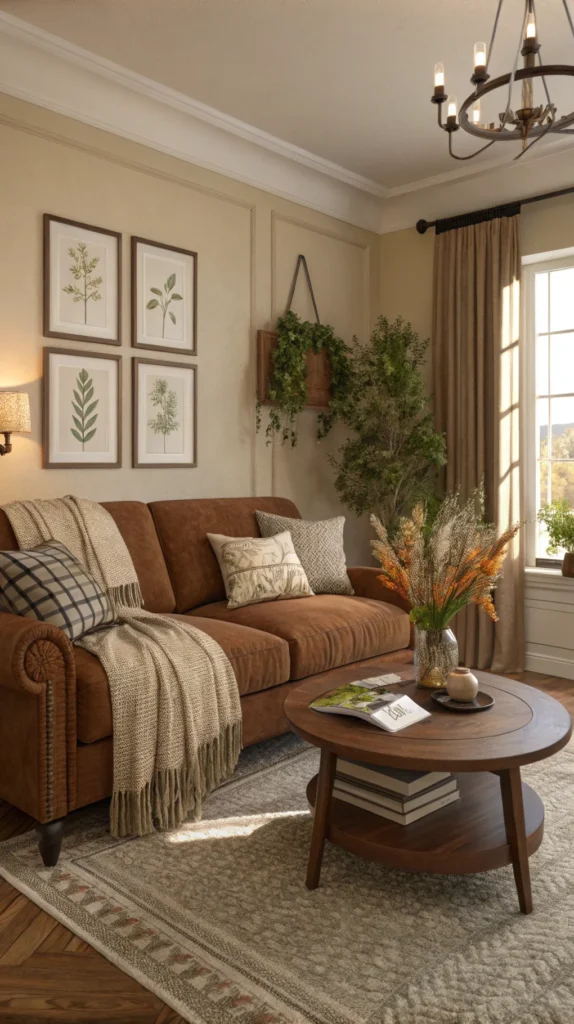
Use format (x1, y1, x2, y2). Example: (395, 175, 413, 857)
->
(0, 612, 76, 823)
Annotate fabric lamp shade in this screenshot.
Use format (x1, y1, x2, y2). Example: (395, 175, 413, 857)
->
(0, 392, 31, 434)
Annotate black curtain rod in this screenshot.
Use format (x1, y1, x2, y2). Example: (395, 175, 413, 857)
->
(415, 185, 574, 235)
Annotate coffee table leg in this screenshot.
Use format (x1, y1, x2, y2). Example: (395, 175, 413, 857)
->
(306, 749, 336, 890)
(500, 767, 533, 915)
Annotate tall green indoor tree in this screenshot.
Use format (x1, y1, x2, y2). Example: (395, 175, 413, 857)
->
(326, 316, 446, 535)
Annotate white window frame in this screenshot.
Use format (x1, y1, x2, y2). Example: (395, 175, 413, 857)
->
(522, 246, 574, 568)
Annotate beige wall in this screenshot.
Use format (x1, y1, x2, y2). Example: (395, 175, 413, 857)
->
(378, 226, 434, 389)
(0, 94, 379, 563)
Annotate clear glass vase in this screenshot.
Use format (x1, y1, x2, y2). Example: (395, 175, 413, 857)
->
(414, 627, 458, 689)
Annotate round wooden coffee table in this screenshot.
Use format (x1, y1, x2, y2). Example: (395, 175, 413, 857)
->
(284, 665, 572, 914)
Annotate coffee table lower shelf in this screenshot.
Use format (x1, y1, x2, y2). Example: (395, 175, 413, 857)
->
(307, 771, 544, 876)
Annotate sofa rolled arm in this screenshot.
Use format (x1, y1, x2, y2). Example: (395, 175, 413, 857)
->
(348, 566, 411, 615)
(0, 611, 74, 696)
(0, 611, 77, 823)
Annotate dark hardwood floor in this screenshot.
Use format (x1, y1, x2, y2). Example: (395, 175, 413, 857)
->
(0, 670, 571, 1022)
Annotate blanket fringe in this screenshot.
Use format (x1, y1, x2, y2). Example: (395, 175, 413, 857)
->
(110, 721, 242, 838)
(111, 581, 143, 613)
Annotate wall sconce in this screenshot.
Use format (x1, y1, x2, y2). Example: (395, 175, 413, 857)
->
(0, 392, 31, 456)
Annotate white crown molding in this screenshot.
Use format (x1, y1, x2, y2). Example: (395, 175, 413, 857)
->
(1, 11, 574, 236)
(0, 12, 384, 233)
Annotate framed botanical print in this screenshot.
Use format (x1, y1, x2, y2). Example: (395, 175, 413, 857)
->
(131, 237, 197, 355)
(133, 358, 197, 468)
(43, 348, 121, 468)
(43, 215, 121, 345)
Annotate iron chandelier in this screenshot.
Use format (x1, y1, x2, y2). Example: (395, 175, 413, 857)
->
(431, 0, 574, 161)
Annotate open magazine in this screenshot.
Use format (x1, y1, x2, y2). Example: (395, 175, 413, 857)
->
(310, 675, 430, 733)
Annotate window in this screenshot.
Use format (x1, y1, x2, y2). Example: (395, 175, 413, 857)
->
(523, 251, 574, 566)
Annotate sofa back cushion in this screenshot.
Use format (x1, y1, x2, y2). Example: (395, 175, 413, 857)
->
(149, 497, 300, 611)
(0, 502, 176, 614)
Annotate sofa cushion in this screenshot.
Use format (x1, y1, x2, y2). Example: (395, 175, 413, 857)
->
(101, 502, 175, 614)
(0, 503, 175, 615)
(207, 530, 313, 609)
(0, 541, 115, 640)
(75, 615, 290, 744)
(149, 497, 300, 612)
(191, 595, 411, 680)
(255, 510, 354, 595)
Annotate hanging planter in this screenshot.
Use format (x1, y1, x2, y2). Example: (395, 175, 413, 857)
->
(256, 256, 352, 447)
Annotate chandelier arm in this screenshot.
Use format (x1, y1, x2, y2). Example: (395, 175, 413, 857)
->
(561, 0, 574, 39)
(485, 0, 505, 74)
(500, 1, 530, 132)
(448, 134, 497, 161)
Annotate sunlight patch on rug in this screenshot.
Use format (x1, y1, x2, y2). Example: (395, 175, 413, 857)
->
(165, 809, 309, 844)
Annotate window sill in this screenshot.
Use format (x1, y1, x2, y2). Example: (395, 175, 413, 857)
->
(525, 565, 574, 590)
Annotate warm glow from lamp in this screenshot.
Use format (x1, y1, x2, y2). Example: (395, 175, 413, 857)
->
(473, 41, 487, 68)
(526, 11, 536, 38)
(434, 62, 445, 88)
(0, 392, 31, 434)
(447, 95, 458, 119)
(472, 101, 481, 124)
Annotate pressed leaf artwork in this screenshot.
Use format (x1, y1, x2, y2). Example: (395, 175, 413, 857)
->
(148, 378, 179, 452)
(71, 369, 99, 450)
(62, 242, 103, 325)
(146, 274, 182, 338)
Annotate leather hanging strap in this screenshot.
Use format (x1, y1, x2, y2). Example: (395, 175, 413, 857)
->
(285, 254, 320, 324)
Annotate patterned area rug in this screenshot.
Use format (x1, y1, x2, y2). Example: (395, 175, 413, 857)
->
(1, 734, 574, 1024)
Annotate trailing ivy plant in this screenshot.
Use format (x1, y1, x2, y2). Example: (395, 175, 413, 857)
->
(257, 311, 352, 447)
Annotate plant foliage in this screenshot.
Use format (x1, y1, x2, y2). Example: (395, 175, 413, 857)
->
(71, 369, 98, 449)
(63, 243, 103, 325)
(537, 499, 574, 554)
(258, 311, 352, 447)
(148, 377, 179, 453)
(146, 274, 183, 339)
(328, 316, 446, 535)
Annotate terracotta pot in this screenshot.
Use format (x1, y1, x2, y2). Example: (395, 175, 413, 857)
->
(446, 667, 479, 703)
(563, 553, 574, 578)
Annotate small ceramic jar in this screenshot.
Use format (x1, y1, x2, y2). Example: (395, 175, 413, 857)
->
(446, 666, 479, 703)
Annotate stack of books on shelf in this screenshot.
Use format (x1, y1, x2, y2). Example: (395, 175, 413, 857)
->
(334, 759, 460, 826)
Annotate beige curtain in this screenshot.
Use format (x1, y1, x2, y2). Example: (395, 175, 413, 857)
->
(432, 212, 524, 673)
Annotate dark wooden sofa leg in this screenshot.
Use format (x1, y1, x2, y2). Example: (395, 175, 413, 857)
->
(36, 818, 66, 867)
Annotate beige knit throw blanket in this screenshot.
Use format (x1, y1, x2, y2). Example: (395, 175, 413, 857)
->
(3, 497, 242, 838)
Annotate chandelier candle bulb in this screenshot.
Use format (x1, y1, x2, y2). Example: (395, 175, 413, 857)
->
(473, 41, 487, 70)
(433, 62, 445, 98)
(526, 11, 536, 39)
(447, 95, 458, 122)
(472, 101, 481, 125)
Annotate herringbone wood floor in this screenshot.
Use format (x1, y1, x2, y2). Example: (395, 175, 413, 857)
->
(0, 671, 571, 1022)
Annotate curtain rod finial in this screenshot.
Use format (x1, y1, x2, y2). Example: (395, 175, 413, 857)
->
(416, 219, 429, 234)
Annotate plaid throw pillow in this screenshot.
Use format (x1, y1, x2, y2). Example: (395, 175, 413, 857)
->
(0, 541, 115, 640)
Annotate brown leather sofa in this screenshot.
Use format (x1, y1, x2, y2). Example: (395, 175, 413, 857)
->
(0, 496, 412, 866)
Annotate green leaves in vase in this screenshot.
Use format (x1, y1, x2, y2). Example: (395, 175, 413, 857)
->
(146, 274, 183, 338)
(71, 369, 98, 450)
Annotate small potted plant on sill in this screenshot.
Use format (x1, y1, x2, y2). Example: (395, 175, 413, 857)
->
(537, 500, 574, 577)
(370, 488, 522, 688)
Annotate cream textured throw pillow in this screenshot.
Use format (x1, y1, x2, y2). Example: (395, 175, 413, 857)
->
(255, 510, 354, 596)
(207, 530, 314, 610)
